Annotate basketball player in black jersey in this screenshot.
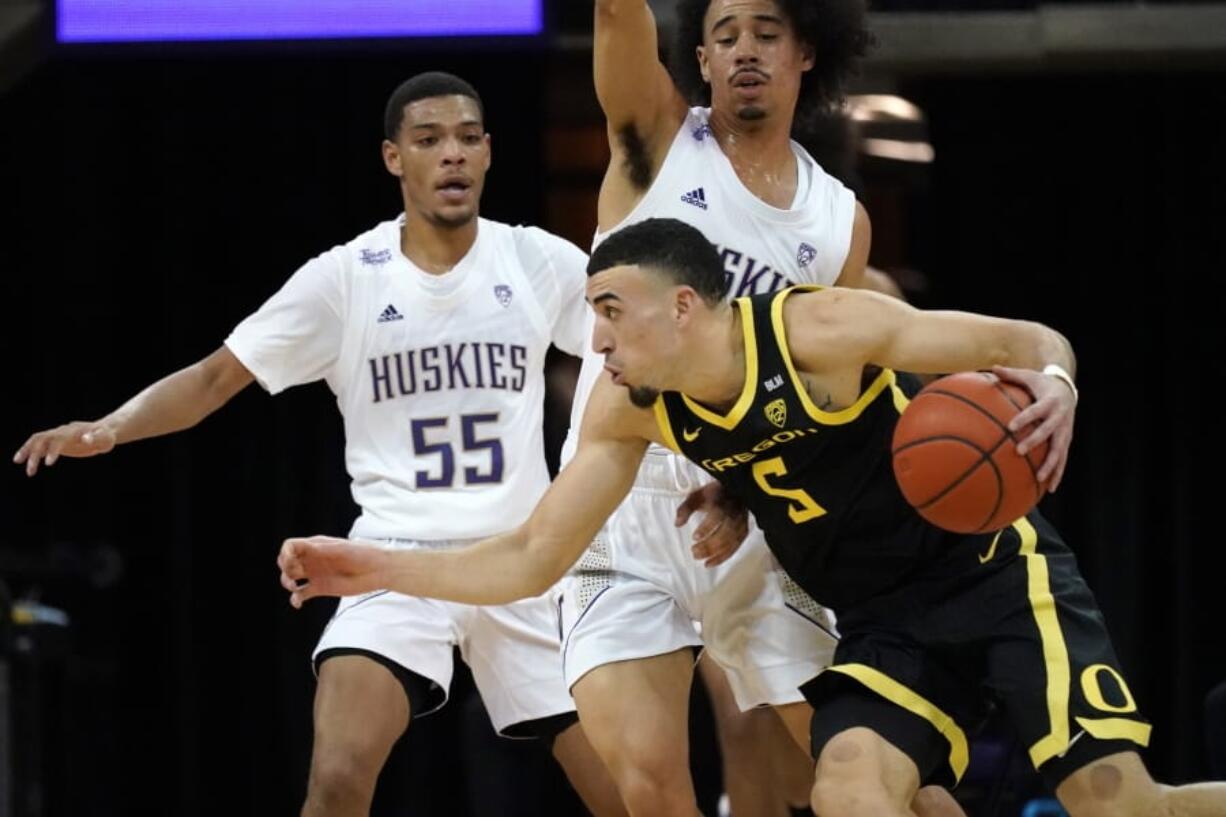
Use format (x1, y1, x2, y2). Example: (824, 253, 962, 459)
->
(278, 217, 1226, 817)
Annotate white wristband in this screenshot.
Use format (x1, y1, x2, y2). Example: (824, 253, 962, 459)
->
(1042, 364, 1078, 403)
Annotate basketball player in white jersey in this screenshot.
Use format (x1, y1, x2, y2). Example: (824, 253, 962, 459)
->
(552, 2, 965, 815)
(13, 72, 624, 817)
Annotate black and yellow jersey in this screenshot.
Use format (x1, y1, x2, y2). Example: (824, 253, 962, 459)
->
(654, 286, 972, 610)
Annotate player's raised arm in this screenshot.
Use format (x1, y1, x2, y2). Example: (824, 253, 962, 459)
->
(13, 346, 254, 476)
(280, 375, 661, 607)
(594, 0, 688, 219)
(785, 287, 1078, 488)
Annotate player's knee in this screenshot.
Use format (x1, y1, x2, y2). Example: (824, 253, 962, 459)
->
(306, 748, 381, 806)
(616, 765, 693, 816)
(811, 777, 899, 817)
(912, 785, 963, 817)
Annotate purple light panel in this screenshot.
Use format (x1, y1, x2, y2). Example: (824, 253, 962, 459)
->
(58, 1, 543, 43)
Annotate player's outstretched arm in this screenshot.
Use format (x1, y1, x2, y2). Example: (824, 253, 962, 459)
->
(13, 345, 254, 476)
(280, 375, 657, 607)
(786, 288, 1078, 489)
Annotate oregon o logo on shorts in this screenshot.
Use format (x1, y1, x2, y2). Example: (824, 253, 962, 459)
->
(1081, 664, 1139, 714)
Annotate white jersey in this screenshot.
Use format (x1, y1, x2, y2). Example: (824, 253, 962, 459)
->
(561, 106, 856, 466)
(227, 215, 589, 541)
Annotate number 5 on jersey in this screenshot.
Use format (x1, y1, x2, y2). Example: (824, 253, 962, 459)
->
(410, 413, 503, 488)
(752, 456, 826, 523)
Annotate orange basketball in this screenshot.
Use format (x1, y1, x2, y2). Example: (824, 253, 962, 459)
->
(891, 371, 1049, 534)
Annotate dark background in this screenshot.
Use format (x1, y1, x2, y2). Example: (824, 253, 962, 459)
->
(3, 6, 1226, 816)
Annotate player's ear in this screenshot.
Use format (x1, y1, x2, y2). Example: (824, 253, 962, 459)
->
(674, 286, 699, 323)
(482, 132, 492, 172)
(382, 139, 403, 177)
(697, 46, 711, 84)
(799, 40, 816, 73)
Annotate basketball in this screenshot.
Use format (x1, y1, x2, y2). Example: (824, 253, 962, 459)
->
(891, 371, 1049, 534)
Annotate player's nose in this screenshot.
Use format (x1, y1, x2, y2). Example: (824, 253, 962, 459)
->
(591, 326, 613, 355)
(440, 136, 466, 163)
(734, 41, 762, 63)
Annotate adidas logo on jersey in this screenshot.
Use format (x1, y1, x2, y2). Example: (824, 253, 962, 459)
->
(680, 187, 708, 210)
(377, 304, 404, 323)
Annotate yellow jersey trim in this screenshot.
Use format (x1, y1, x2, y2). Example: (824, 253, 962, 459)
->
(652, 399, 682, 454)
(828, 663, 970, 784)
(890, 379, 911, 415)
(680, 298, 758, 430)
(769, 287, 897, 426)
(1015, 516, 1074, 770)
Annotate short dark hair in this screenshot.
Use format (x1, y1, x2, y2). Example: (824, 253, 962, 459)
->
(383, 71, 485, 140)
(587, 219, 728, 306)
(670, 0, 873, 132)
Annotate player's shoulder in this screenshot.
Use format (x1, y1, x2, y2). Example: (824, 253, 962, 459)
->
(684, 106, 712, 131)
(664, 107, 716, 157)
(332, 216, 403, 273)
(801, 148, 853, 200)
(489, 220, 588, 271)
(498, 220, 581, 251)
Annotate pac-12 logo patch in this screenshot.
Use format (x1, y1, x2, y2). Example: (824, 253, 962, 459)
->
(494, 284, 513, 307)
(797, 242, 817, 270)
(765, 398, 788, 428)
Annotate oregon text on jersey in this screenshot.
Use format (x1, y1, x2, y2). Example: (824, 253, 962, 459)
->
(698, 426, 821, 474)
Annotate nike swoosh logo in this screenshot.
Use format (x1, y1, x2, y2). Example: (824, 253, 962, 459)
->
(683, 427, 702, 442)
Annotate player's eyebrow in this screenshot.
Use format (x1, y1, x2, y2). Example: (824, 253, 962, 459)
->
(408, 119, 482, 131)
(711, 13, 783, 32)
(587, 292, 623, 306)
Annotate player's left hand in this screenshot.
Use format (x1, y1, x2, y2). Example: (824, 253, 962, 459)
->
(277, 535, 391, 608)
(993, 364, 1077, 492)
(675, 481, 749, 568)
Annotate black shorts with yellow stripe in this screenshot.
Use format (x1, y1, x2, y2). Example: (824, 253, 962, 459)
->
(801, 512, 1150, 790)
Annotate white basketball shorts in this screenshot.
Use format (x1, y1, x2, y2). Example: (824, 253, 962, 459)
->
(312, 537, 573, 736)
(560, 451, 838, 711)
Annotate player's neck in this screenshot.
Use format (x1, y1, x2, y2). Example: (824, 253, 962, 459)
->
(676, 306, 746, 412)
(709, 109, 798, 209)
(399, 214, 478, 275)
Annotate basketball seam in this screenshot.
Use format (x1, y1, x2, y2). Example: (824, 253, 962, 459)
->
(917, 386, 1041, 509)
(921, 388, 1012, 435)
(894, 435, 1002, 519)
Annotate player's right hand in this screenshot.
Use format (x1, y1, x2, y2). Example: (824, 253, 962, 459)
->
(676, 481, 750, 568)
(13, 422, 117, 476)
(278, 536, 392, 608)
